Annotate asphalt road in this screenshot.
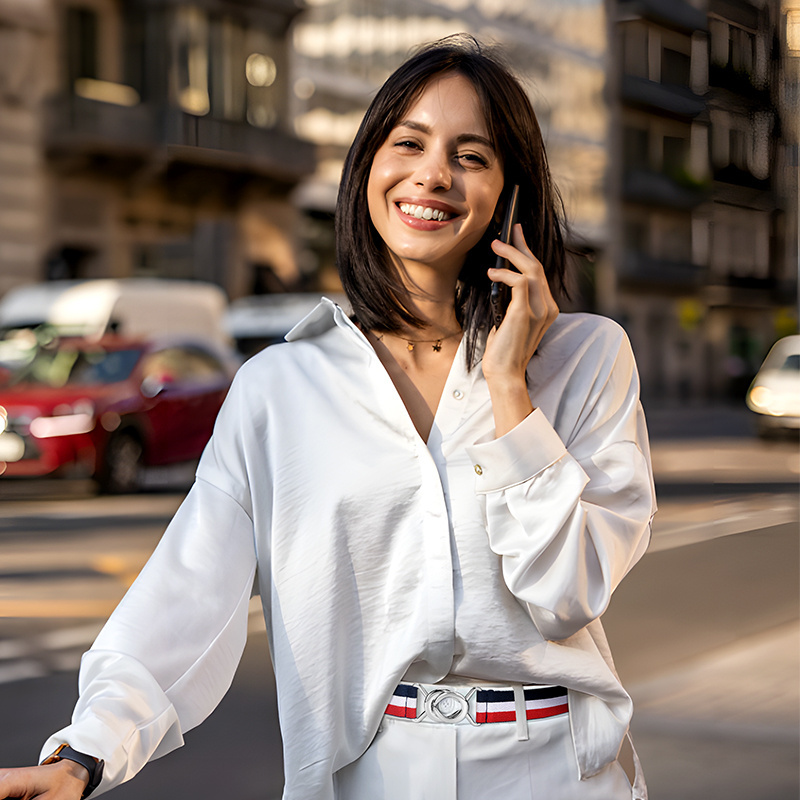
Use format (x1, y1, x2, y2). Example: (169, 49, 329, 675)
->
(0, 413, 797, 800)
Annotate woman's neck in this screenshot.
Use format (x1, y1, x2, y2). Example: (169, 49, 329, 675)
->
(394, 261, 461, 337)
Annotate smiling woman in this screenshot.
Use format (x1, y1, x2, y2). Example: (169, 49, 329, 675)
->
(0, 35, 655, 800)
(366, 73, 505, 281)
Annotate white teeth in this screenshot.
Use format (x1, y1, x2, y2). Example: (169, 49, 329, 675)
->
(399, 203, 448, 222)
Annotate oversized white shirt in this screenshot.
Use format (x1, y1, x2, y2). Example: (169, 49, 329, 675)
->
(42, 299, 657, 798)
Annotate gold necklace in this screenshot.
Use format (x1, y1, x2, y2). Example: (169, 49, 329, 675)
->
(374, 329, 462, 352)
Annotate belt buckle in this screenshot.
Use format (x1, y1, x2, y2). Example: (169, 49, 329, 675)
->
(422, 687, 470, 724)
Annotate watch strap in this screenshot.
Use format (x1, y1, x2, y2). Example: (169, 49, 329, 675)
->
(42, 744, 104, 798)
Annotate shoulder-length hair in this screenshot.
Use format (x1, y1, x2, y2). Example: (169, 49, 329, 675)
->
(335, 35, 569, 367)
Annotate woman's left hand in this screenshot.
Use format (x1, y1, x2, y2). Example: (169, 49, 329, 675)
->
(482, 224, 559, 436)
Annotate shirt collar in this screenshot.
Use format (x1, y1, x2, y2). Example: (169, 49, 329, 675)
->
(285, 295, 486, 366)
(285, 296, 362, 342)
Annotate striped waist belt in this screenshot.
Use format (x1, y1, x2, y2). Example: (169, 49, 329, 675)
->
(385, 682, 569, 729)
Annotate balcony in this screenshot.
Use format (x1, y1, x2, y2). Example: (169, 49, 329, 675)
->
(623, 168, 708, 210)
(621, 75, 706, 118)
(617, 0, 707, 35)
(43, 93, 315, 187)
(619, 251, 705, 289)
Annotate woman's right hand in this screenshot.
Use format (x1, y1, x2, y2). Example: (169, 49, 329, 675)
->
(0, 760, 89, 799)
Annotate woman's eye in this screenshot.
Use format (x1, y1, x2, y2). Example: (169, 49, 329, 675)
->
(395, 140, 421, 151)
(456, 153, 488, 168)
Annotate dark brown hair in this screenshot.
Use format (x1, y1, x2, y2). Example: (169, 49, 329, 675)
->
(336, 35, 568, 366)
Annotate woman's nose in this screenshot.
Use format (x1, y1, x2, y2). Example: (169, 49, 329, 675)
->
(414, 149, 452, 191)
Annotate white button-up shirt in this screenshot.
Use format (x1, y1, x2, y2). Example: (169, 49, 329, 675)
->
(42, 299, 657, 799)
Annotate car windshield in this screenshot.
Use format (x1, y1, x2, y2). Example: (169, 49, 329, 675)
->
(781, 354, 800, 371)
(14, 347, 142, 387)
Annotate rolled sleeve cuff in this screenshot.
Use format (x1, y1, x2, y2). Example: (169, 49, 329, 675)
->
(465, 408, 569, 493)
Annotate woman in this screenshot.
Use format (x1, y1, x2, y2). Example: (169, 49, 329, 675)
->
(0, 36, 655, 800)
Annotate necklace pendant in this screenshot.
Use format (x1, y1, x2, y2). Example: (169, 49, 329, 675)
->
(407, 342, 415, 351)
(432, 340, 442, 352)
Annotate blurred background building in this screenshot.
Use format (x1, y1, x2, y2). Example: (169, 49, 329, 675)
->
(0, 0, 314, 301)
(0, 0, 797, 401)
(608, 0, 798, 402)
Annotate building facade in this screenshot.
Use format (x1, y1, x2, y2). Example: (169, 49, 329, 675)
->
(0, 0, 52, 299)
(609, 0, 797, 401)
(0, 0, 315, 300)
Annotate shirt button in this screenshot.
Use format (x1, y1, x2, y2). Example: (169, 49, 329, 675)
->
(452, 389, 464, 400)
(474, 464, 483, 475)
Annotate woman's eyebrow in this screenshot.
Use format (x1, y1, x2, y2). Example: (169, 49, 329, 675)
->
(396, 120, 495, 151)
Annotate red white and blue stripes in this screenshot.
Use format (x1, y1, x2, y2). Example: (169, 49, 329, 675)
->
(475, 686, 568, 723)
(386, 683, 420, 719)
(385, 683, 568, 724)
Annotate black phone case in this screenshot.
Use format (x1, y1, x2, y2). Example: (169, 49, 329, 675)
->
(489, 184, 520, 328)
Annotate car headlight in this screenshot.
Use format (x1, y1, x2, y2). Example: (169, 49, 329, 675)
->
(748, 386, 773, 410)
(748, 385, 787, 417)
(29, 402, 96, 438)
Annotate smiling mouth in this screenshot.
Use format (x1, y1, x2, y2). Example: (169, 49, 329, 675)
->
(398, 203, 453, 222)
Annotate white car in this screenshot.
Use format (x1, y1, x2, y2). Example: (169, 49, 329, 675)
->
(746, 334, 800, 436)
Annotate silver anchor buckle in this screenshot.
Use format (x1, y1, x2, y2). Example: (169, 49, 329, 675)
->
(423, 688, 470, 724)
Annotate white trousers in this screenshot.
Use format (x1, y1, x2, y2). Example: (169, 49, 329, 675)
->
(334, 712, 634, 800)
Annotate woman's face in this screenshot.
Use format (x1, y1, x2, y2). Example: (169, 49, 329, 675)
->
(367, 73, 504, 280)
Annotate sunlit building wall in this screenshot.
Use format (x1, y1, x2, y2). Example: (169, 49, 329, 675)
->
(290, 0, 611, 297)
(0, 1, 52, 298)
(609, 0, 794, 401)
(0, 0, 315, 300)
(781, 0, 800, 334)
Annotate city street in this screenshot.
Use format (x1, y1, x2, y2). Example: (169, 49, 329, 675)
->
(0, 407, 797, 800)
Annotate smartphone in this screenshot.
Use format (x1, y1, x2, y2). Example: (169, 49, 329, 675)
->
(489, 184, 520, 328)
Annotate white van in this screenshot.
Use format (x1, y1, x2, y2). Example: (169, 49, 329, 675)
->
(0, 278, 231, 339)
(0, 278, 233, 371)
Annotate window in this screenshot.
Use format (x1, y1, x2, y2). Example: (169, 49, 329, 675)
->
(623, 126, 649, 170)
(622, 22, 648, 79)
(661, 48, 690, 87)
(210, 16, 247, 121)
(663, 135, 689, 176)
(66, 6, 99, 86)
(789, 9, 800, 53)
(730, 26, 755, 74)
(656, 215, 692, 263)
(172, 6, 210, 115)
(244, 28, 281, 128)
(624, 219, 648, 255)
(710, 205, 770, 278)
(729, 127, 747, 170)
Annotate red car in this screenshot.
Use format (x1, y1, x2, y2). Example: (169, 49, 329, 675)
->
(0, 336, 236, 492)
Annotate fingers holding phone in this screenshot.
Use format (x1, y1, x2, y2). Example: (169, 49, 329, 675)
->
(484, 221, 559, 392)
(488, 221, 558, 331)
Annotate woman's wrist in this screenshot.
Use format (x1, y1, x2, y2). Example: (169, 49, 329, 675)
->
(51, 757, 91, 792)
(486, 374, 534, 437)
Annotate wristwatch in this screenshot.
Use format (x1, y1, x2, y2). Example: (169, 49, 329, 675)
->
(41, 743, 105, 798)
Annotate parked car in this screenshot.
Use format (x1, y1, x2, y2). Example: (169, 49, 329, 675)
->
(0, 335, 237, 492)
(745, 334, 800, 437)
(225, 292, 349, 358)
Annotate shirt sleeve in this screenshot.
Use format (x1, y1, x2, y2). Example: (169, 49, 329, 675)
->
(40, 372, 259, 795)
(465, 324, 656, 642)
